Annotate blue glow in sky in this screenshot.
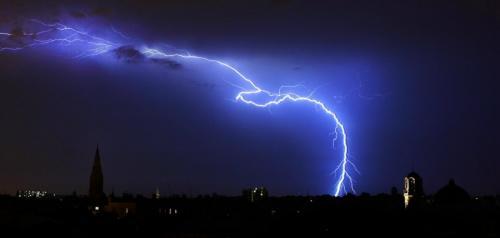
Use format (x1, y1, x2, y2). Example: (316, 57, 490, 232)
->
(0, 0, 497, 196)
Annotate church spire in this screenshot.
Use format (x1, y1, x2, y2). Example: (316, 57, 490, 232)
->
(89, 145, 104, 204)
(94, 145, 102, 169)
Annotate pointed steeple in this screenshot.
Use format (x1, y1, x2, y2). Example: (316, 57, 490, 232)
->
(89, 145, 104, 203)
(93, 145, 102, 171)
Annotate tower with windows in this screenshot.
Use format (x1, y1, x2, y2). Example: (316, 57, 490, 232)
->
(403, 171, 424, 208)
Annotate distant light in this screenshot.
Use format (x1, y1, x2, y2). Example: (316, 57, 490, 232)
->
(17, 190, 50, 199)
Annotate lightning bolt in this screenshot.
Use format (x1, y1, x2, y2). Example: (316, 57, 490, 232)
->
(0, 19, 356, 196)
(0, 19, 118, 57)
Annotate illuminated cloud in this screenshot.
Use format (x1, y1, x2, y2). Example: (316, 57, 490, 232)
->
(113, 45, 144, 62)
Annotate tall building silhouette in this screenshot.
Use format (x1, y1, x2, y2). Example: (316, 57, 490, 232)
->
(403, 171, 424, 208)
(89, 145, 105, 206)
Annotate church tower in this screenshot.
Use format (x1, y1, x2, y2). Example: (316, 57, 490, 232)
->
(89, 145, 105, 206)
(403, 171, 424, 208)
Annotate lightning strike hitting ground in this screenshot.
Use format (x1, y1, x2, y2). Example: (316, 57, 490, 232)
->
(0, 19, 356, 196)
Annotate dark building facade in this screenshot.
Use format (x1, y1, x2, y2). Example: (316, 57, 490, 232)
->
(89, 145, 105, 207)
(434, 179, 471, 209)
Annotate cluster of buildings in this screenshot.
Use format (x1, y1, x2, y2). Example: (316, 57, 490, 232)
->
(403, 171, 472, 209)
(5, 147, 497, 236)
(14, 146, 475, 216)
(86, 146, 269, 217)
(16, 190, 54, 199)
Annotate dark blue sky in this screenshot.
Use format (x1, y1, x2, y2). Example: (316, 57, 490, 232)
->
(0, 0, 498, 196)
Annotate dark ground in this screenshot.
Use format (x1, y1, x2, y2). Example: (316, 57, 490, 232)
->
(1, 193, 499, 237)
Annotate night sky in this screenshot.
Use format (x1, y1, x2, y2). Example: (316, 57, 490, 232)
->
(0, 0, 498, 196)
